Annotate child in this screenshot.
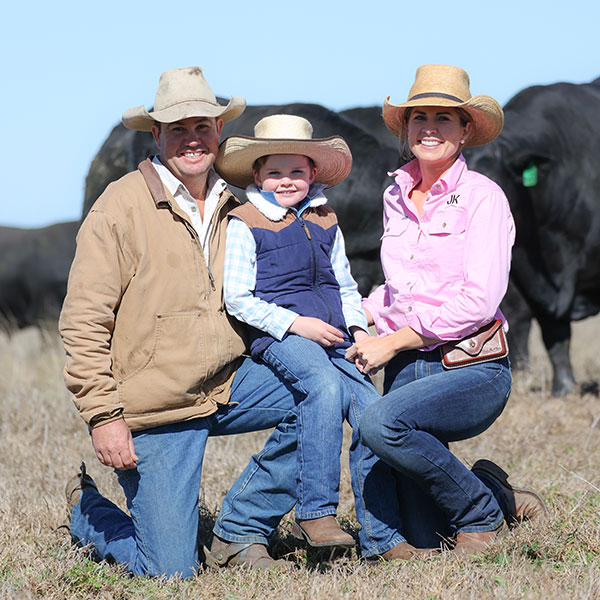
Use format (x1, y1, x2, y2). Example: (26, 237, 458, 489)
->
(215, 115, 405, 554)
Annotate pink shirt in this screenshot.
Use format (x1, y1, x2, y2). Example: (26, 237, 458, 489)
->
(362, 154, 515, 347)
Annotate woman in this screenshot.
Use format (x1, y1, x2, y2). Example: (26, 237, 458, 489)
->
(346, 64, 516, 554)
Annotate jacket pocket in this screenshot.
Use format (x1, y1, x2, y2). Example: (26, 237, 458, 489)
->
(119, 311, 218, 415)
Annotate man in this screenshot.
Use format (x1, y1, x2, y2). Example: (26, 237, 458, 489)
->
(60, 67, 301, 578)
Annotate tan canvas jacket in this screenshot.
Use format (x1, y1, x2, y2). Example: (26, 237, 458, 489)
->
(59, 159, 247, 431)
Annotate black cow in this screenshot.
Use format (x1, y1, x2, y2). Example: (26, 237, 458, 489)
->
(465, 78, 600, 395)
(339, 106, 398, 149)
(83, 125, 156, 222)
(0, 221, 78, 331)
(83, 102, 401, 295)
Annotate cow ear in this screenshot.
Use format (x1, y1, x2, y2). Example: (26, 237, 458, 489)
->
(506, 152, 553, 186)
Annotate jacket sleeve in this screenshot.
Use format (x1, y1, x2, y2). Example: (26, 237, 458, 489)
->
(59, 209, 136, 428)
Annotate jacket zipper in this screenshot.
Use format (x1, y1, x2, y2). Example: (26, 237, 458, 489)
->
(205, 191, 238, 292)
(177, 211, 215, 292)
(295, 214, 332, 323)
(175, 190, 235, 293)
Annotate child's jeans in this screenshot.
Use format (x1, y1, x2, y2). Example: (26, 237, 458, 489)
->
(262, 335, 405, 555)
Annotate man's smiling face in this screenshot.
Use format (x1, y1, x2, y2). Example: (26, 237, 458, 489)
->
(152, 116, 223, 185)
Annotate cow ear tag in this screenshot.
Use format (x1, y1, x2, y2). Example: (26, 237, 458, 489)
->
(522, 163, 538, 187)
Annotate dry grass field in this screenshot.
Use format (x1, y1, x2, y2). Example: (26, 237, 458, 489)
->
(1, 317, 600, 599)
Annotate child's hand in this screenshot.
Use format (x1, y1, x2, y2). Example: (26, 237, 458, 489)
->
(350, 327, 370, 343)
(346, 335, 397, 375)
(288, 316, 345, 347)
(348, 327, 370, 369)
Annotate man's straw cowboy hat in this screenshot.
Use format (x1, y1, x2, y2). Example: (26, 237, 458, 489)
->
(215, 114, 352, 188)
(122, 66, 246, 132)
(383, 64, 504, 147)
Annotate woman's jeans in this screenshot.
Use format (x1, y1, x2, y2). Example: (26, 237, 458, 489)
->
(359, 349, 512, 546)
(262, 335, 404, 555)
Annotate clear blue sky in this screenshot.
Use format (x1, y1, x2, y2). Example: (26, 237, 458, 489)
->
(2, 0, 598, 228)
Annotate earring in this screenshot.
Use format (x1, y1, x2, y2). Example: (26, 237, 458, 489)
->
(460, 139, 465, 144)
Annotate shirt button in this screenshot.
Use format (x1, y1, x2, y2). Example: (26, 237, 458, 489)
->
(407, 306, 413, 312)
(442, 222, 446, 228)
(191, 206, 197, 212)
(409, 254, 414, 260)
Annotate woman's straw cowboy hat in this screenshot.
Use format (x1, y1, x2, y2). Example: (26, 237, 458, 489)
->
(122, 66, 246, 132)
(215, 114, 352, 189)
(383, 64, 504, 147)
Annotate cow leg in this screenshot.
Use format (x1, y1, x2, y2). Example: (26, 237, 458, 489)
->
(501, 283, 532, 371)
(537, 314, 576, 396)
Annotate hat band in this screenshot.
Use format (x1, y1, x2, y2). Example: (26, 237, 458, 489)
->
(155, 98, 221, 111)
(408, 92, 465, 103)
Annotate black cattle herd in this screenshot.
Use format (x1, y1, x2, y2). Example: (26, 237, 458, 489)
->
(2, 79, 600, 397)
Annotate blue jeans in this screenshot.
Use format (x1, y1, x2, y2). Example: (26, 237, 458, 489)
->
(262, 336, 404, 556)
(359, 350, 512, 546)
(70, 357, 299, 579)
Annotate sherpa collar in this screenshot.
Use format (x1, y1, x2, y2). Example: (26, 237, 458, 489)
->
(245, 183, 328, 221)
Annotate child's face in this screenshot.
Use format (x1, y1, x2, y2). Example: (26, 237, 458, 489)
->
(253, 154, 317, 208)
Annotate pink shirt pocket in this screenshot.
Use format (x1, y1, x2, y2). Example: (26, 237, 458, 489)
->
(425, 208, 468, 282)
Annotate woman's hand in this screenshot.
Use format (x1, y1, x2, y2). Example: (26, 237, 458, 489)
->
(346, 326, 439, 374)
(346, 335, 398, 375)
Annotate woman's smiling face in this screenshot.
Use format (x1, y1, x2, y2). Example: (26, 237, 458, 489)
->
(407, 107, 471, 172)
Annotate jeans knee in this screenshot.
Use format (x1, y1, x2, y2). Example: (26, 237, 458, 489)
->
(300, 378, 343, 410)
(358, 403, 384, 451)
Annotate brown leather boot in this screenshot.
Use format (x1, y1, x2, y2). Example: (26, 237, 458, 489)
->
(472, 459, 549, 525)
(204, 536, 288, 569)
(373, 541, 440, 562)
(453, 523, 504, 555)
(292, 515, 355, 548)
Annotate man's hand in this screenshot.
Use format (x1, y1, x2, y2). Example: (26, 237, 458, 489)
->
(91, 418, 138, 470)
(288, 316, 345, 347)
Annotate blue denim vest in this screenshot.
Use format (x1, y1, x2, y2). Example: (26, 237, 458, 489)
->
(229, 202, 350, 357)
